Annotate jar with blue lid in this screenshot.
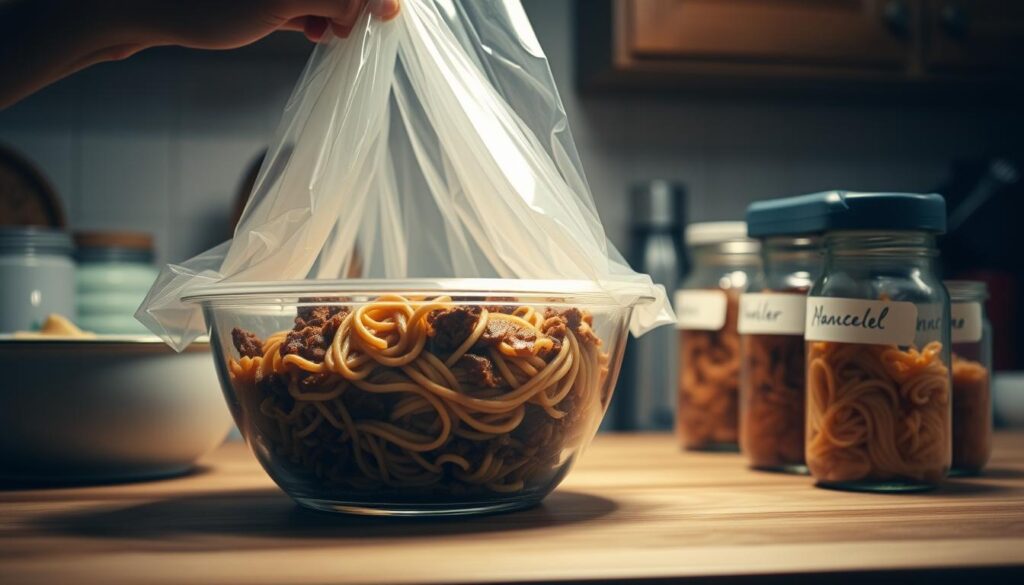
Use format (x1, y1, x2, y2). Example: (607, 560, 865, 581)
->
(0, 227, 76, 332)
(75, 231, 160, 334)
(738, 202, 823, 474)
(757, 191, 951, 492)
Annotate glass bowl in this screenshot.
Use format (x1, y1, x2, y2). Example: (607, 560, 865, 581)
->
(186, 279, 645, 516)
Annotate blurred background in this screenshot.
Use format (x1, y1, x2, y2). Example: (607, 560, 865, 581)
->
(2, 0, 1022, 429)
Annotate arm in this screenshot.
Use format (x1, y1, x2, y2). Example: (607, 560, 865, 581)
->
(0, 0, 400, 109)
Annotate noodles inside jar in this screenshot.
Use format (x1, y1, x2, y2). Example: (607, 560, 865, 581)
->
(951, 354, 991, 474)
(806, 341, 951, 488)
(740, 332, 806, 470)
(678, 290, 740, 450)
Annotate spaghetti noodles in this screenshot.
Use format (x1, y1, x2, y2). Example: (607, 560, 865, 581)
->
(226, 295, 608, 497)
(806, 341, 951, 486)
(740, 332, 805, 469)
(678, 291, 740, 449)
(951, 354, 991, 473)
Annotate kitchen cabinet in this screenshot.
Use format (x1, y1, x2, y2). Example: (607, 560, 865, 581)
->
(3, 433, 1024, 583)
(578, 0, 1024, 97)
(924, 0, 1024, 73)
(628, 0, 908, 70)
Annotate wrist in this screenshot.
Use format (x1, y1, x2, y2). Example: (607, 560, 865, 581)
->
(59, 0, 154, 60)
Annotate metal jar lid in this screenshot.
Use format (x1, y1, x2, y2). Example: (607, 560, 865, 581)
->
(0, 226, 73, 256)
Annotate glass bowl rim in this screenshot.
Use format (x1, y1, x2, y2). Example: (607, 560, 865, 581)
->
(181, 278, 656, 308)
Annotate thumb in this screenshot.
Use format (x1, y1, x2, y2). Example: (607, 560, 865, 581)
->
(370, 0, 401, 21)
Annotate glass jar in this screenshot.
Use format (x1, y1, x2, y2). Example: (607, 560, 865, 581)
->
(675, 222, 760, 451)
(801, 192, 950, 492)
(75, 231, 160, 334)
(946, 280, 992, 476)
(739, 235, 821, 473)
(0, 227, 76, 332)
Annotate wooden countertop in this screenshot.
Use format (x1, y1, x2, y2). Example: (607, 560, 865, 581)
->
(3, 433, 1024, 584)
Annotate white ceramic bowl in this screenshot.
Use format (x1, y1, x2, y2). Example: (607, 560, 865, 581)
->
(0, 336, 233, 483)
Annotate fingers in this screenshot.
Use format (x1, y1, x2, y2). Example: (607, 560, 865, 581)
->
(330, 1, 360, 39)
(370, 0, 401, 21)
(303, 17, 330, 42)
(279, 0, 400, 42)
(269, 0, 348, 20)
(279, 17, 310, 32)
(331, 0, 400, 37)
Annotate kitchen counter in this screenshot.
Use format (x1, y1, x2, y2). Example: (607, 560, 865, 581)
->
(3, 433, 1024, 584)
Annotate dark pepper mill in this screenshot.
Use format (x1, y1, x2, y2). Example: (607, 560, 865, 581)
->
(614, 180, 687, 431)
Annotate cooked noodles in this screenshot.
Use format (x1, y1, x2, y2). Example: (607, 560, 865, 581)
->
(951, 354, 991, 473)
(226, 295, 608, 496)
(678, 291, 740, 449)
(806, 341, 951, 485)
(740, 333, 805, 469)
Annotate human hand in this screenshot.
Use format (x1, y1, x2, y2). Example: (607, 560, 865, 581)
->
(136, 0, 402, 49)
(0, 0, 401, 109)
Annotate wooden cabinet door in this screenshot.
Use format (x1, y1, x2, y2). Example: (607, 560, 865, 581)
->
(924, 0, 1024, 73)
(628, 0, 910, 70)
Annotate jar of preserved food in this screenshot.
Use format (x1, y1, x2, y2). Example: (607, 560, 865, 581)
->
(739, 205, 822, 472)
(0, 227, 75, 332)
(75, 231, 159, 334)
(675, 222, 760, 451)
(796, 191, 950, 492)
(946, 280, 992, 476)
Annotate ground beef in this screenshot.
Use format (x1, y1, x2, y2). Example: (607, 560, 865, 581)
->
(231, 327, 264, 358)
(542, 307, 600, 346)
(453, 353, 501, 388)
(429, 305, 596, 357)
(295, 299, 348, 330)
(514, 383, 585, 465)
(476, 317, 537, 356)
(255, 371, 294, 413)
(514, 404, 558, 452)
(540, 316, 568, 341)
(427, 306, 481, 352)
(281, 309, 348, 362)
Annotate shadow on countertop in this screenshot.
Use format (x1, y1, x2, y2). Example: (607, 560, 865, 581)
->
(37, 487, 619, 552)
(0, 465, 215, 492)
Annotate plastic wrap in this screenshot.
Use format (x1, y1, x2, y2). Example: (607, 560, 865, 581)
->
(137, 0, 672, 350)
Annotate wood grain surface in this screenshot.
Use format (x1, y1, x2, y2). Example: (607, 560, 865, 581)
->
(2, 433, 1024, 584)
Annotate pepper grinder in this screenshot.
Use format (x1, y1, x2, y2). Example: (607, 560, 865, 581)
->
(614, 180, 687, 430)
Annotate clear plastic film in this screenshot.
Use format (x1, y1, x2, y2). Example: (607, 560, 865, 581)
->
(137, 0, 673, 350)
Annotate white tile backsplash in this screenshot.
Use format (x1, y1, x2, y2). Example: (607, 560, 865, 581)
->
(173, 136, 267, 261)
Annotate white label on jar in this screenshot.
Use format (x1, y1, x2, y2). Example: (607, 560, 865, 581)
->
(674, 290, 727, 330)
(738, 293, 807, 335)
(951, 302, 983, 343)
(805, 297, 918, 346)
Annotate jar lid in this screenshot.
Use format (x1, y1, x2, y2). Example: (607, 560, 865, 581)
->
(0, 226, 73, 255)
(685, 221, 751, 246)
(746, 191, 946, 237)
(74, 231, 153, 251)
(74, 231, 154, 264)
